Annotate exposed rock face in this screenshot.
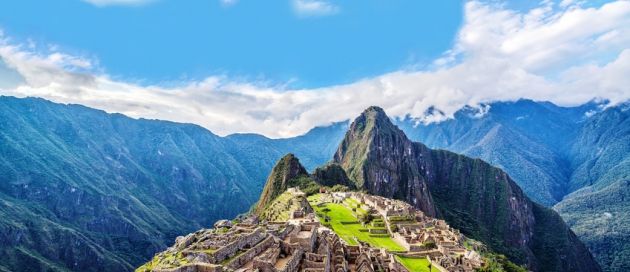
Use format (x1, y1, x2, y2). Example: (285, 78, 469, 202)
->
(334, 106, 436, 217)
(253, 154, 309, 214)
(333, 106, 601, 272)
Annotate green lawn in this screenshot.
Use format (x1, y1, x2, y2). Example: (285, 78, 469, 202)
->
(396, 256, 433, 272)
(308, 194, 405, 251)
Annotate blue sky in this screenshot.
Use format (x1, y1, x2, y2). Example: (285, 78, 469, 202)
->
(0, 0, 628, 137)
(0, 0, 463, 88)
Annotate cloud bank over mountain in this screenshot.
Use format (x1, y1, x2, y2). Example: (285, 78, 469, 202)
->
(0, 1, 629, 138)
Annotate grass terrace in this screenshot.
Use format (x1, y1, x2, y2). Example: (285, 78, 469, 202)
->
(260, 191, 302, 222)
(396, 256, 432, 272)
(307, 194, 405, 251)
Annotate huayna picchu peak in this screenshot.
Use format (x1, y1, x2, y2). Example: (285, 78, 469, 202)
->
(334, 106, 437, 217)
(139, 106, 600, 272)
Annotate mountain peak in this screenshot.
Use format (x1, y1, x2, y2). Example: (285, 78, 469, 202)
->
(358, 106, 390, 123)
(347, 106, 404, 138)
(333, 107, 436, 215)
(363, 105, 386, 114)
(253, 153, 309, 215)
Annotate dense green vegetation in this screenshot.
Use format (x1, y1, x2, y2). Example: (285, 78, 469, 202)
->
(477, 253, 527, 272)
(555, 180, 630, 272)
(312, 163, 356, 189)
(0, 97, 342, 272)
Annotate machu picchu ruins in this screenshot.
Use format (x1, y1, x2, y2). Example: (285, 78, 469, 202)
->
(138, 188, 487, 272)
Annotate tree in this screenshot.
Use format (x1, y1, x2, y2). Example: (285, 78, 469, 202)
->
(358, 212, 373, 224)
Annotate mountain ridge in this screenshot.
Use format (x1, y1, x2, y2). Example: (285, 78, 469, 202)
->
(0, 96, 622, 271)
(0, 96, 343, 272)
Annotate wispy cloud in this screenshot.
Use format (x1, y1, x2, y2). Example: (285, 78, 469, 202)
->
(1, 1, 629, 138)
(82, 0, 155, 7)
(291, 0, 340, 17)
(220, 0, 238, 7)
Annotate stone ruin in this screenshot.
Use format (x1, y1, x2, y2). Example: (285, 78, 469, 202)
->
(141, 190, 485, 272)
(144, 218, 414, 272)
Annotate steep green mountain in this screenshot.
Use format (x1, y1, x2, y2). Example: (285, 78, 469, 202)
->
(555, 104, 630, 272)
(333, 106, 600, 272)
(333, 106, 437, 216)
(0, 96, 339, 272)
(311, 162, 356, 189)
(0, 96, 260, 271)
(251, 153, 357, 217)
(252, 153, 312, 214)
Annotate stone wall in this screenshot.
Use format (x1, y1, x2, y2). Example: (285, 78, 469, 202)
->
(226, 236, 276, 270)
(279, 248, 304, 272)
(288, 224, 318, 252)
(208, 228, 265, 263)
(154, 263, 223, 272)
(390, 232, 409, 252)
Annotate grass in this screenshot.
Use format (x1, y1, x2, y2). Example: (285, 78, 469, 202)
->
(136, 252, 189, 272)
(308, 194, 405, 251)
(395, 256, 432, 272)
(260, 191, 303, 222)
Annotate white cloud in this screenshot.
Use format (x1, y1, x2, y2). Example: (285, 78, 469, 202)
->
(220, 0, 238, 7)
(82, 0, 155, 7)
(291, 0, 339, 17)
(1, 1, 629, 138)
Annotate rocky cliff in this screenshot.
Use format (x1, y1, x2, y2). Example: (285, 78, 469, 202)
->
(334, 106, 437, 217)
(333, 106, 600, 272)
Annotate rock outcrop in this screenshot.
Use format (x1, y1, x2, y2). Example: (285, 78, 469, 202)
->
(332, 106, 601, 272)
